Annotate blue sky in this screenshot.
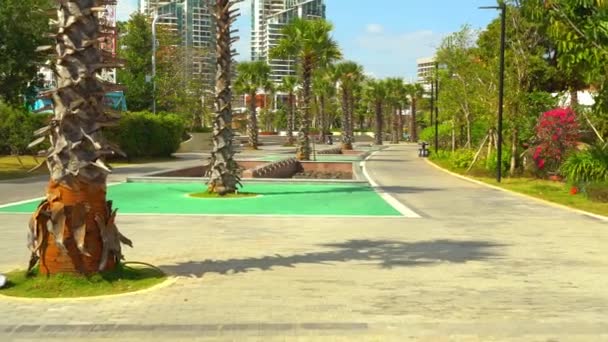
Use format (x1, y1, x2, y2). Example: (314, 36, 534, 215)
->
(117, 0, 500, 80)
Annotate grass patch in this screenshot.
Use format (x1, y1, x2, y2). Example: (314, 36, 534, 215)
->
(188, 192, 258, 199)
(0, 263, 166, 298)
(0, 155, 47, 180)
(428, 158, 608, 217)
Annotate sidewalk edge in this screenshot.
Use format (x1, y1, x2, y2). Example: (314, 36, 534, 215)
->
(424, 159, 608, 222)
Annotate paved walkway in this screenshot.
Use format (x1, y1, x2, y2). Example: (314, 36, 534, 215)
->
(1, 144, 607, 341)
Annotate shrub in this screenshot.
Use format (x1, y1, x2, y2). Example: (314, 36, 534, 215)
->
(532, 108, 579, 175)
(419, 122, 452, 148)
(0, 102, 50, 155)
(485, 148, 512, 174)
(450, 149, 475, 169)
(585, 182, 608, 203)
(560, 143, 608, 185)
(104, 111, 186, 159)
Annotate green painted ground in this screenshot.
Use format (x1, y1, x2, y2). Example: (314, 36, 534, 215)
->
(0, 182, 401, 217)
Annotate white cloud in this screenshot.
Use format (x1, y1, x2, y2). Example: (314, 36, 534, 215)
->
(116, 0, 139, 22)
(351, 29, 446, 79)
(365, 24, 384, 34)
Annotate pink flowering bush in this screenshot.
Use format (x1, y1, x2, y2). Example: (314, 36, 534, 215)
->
(532, 107, 579, 176)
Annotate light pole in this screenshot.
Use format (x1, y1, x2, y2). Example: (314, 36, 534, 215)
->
(152, 12, 171, 115)
(480, 2, 506, 183)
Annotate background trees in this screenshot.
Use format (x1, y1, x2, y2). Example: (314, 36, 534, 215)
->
(0, 0, 50, 104)
(271, 18, 342, 160)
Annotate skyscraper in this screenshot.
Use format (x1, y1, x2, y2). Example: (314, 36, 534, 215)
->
(251, 0, 326, 83)
(142, 0, 215, 87)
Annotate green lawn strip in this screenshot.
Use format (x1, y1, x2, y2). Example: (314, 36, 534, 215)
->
(109, 156, 177, 167)
(0, 264, 166, 298)
(0, 156, 47, 180)
(0, 182, 401, 216)
(430, 158, 608, 217)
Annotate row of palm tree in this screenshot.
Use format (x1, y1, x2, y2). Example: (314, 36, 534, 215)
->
(233, 18, 427, 160)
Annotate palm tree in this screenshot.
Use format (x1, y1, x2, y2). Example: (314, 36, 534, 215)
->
(333, 61, 364, 150)
(405, 83, 425, 142)
(278, 76, 298, 145)
(271, 18, 342, 160)
(27, 0, 131, 275)
(365, 79, 388, 145)
(207, 0, 241, 195)
(385, 78, 407, 144)
(234, 61, 271, 149)
(312, 69, 335, 143)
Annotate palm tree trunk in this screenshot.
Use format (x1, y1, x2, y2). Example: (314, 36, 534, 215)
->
(248, 91, 258, 149)
(320, 94, 327, 143)
(208, 0, 240, 195)
(347, 92, 355, 146)
(297, 58, 313, 160)
(374, 100, 383, 145)
(286, 92, 295, 145)
(391, 107, 399, 143)
(410, 98, 418, 142)
(28, 0, 131, 275)
(341, 88, 352, 150)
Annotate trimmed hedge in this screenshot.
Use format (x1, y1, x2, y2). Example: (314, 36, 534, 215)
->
(105, 111, 186, 160)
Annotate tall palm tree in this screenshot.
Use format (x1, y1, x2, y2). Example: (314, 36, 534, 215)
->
(312, 68, 335, 143)
(405, 83, 425, 142)
(234, 61, 271, 149)
(333, 61, 364, 150)
(385, 78, 406, 144)
(271, 18, 342, 160)
(27, 0, 132, 275)
(278, 75, 298, 145)
(365, 79, 388, 145)
(207, 0, 241, 195)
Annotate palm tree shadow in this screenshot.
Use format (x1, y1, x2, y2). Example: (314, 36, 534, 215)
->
(159, 239, 505, 278)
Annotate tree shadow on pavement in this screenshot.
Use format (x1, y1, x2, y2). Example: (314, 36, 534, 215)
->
(159, 239, 504, 278)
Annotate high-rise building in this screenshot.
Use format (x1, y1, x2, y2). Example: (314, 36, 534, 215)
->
(251, 0, 326, 84)
(142, 0, 215, 87)
(416, 57, 436, 84)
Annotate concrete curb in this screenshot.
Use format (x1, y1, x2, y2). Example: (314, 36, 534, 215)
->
(424, 158, 608, 222)
(0, 276, 177, 302)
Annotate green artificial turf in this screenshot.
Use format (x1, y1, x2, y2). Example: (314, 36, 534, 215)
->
(0, 182, 401, 216)
(189, 192, 259, 198)
(0, 264, 166, 298)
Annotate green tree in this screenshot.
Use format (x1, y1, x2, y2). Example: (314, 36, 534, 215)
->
(279, 76, 299, 145)
(117, 13, 153, 112)
(271, 18, 342, 160)
(28, 0, 131, 275)
(0, 0, 50, 104)
(364, 79, 388, 145)
(333, 61, 364, 150)
(405, 83, 425, 142)
(207, 0, 241, 195)
(234, 61, 271, 149)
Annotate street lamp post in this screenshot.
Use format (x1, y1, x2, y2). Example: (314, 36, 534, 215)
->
(480, 2, 506, 183)
(152, 12, 171, 115)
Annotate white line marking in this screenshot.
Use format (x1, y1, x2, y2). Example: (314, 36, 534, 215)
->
(0, 182, 122, 209)
(361, 150, 421, 218)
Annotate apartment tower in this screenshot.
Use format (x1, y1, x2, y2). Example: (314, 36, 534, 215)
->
(251, 0, 326, 84)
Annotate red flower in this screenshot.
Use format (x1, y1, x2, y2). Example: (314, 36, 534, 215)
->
(537, 158, 545, 169)
(569, 186, 578, 195)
